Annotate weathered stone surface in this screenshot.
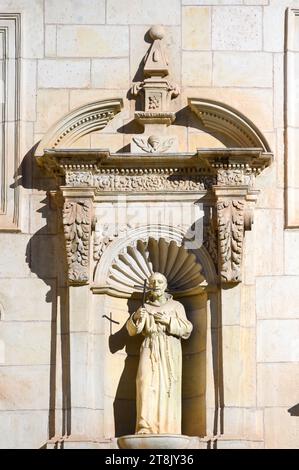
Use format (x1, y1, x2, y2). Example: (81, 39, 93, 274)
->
(69, 89, 127, 110)
(0, 365, 50, 410)
(255, 172, 284, 211)
(91, 59, 129, 89)
(244, 0, 268, 4)
(182, 7, 211, 51)
(0, 235, 31, 278)
(223, 407, 264, 440)
(264, 408, 299, 449)
(182, 0, 242, 4)
(107, 0, 181, 25)
(213, 52, 273, 87)
(90, 133, 124, 152)
(285, 231, 299, 275)
(222, 326, 256, 407)
(256, 276, 299, 319)
(57, 26, 129, 58)
(274, 53, 284, 129)
(221, 285, 241, 326)
(240, 285, 256, 327)
(21, 60, 37, 122)
(188, 132, 225, 151)
(38, 60, 90, 88)
(212, 6, 262, 51)
(0, 410, 48, 449)
(45, 0, 106, 24)
(253, 209, 284, 276)
(216, 439, 264, 449)
(258, 363, 299, 407)
(36, 89, 69, 134)
(0, 322, 52, 365)
(183, 87, 274, 133)
(69, 286, 90, 333)
(0, 0, 44, 58)
(0, 278, 55, 322)
(257, 319, 299, 362)
(45, 25, 56, 57)
(263, 2, 289, 52)
(182, 52, 212, 86)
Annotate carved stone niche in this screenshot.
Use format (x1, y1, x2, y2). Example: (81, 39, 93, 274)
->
(34, 29, 273, 291)
(35, 26, 273, 447)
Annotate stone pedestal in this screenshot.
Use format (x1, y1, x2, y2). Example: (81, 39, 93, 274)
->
(117, 434, 191, 450)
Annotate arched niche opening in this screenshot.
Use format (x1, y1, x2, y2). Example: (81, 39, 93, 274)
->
(92, 228, 218, 439)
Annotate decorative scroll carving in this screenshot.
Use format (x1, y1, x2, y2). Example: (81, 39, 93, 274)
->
(217, 200, 245, 283)
(63, 168, 216, 192)
(217, 169, 244, 186)
(217, 169, 254, 187)
(65, 171, 93, 186)
(63, 200, 92, 284)
(93, 223, 131, 261)
(93, 171, 216, 192)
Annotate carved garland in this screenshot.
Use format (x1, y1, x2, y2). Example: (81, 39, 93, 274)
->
(63, 199, 92, 284)
(65, 169, 216, 192)
(217, 199, 245, 283)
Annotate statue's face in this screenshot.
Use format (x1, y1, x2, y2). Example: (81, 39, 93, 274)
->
(148, 273, 167, 299)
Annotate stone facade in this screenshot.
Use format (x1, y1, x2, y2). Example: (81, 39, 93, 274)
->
(0, 0, 298, 450)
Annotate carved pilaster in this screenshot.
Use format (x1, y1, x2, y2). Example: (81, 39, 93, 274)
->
(213, 186, 256, 284)
(62, 188, 95, 285)
(216, 199, 245, 283)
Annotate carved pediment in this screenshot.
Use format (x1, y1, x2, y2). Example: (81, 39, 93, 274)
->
(35, 99, 123, 157)
(34, 26, 273, 287)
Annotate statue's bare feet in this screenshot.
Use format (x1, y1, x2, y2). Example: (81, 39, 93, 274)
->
(137, 428, 151, 435)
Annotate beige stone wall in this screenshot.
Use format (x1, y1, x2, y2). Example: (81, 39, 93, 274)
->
(0, 0, 299, 449)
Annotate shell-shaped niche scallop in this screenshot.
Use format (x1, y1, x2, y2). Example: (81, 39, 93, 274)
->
(107, 237, 205, 294)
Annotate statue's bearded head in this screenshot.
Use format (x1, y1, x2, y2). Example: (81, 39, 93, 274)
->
(148, 272, 167, 299)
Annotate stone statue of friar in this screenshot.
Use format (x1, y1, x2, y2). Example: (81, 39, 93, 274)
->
(126, 272, 193, 435)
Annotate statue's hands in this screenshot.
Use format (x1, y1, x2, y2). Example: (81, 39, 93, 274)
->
(134, 307, 147, 323)
(154, 312, 170, 326)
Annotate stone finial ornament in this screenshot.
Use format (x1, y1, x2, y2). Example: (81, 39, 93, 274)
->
(130, 26, 180, 153)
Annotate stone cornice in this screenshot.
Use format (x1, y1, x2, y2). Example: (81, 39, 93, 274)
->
(39, 147, 271, 175)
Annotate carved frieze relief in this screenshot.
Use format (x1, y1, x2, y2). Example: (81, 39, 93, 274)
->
(64, 168, 216, 192)
(217, 169, 254, 187)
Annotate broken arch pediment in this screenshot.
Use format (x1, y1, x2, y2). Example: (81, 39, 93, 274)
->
(34, 25, 273, 287)
(188, 98, 271, 152)
(35, 98, 123, 157)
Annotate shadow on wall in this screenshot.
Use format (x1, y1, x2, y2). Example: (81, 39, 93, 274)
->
(108, 299, 142, 437)
(12, 143, 71, 441)
(288, 404, 299, 416)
